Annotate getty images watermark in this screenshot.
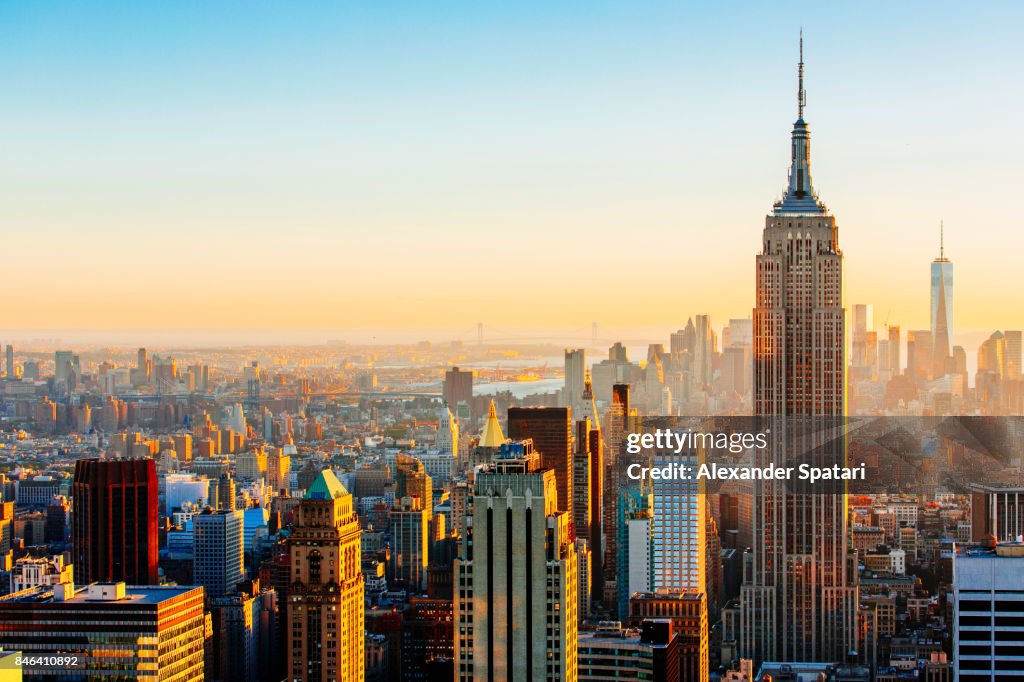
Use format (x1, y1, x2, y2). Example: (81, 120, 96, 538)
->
(624, 427, 866, 484)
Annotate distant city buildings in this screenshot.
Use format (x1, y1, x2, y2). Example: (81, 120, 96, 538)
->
(443, 367, 473, 414)
(0, 29, 1020, 682)
(931, 224, 955, 377)
(564, 348, 586, 415)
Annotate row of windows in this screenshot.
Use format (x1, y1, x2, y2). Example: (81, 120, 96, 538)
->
(958, 628, 1024, 642)
(960, 599, 1024, 613)
(960, 615, 1024, 627)
(960, 644, 1024, 657)
(960, 658, 1024, 671)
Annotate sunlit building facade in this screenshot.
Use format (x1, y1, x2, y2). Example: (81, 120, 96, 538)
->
(743, 34, 858, 664)
(287, 470, 364, 682)
(454, 441, 578, 681)
(0, 583, 205, 682)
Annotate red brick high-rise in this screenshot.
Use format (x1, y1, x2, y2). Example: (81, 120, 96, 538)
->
(72, 458, 159, 585)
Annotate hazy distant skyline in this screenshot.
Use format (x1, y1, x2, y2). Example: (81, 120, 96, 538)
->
(2, 2, 1022, 332)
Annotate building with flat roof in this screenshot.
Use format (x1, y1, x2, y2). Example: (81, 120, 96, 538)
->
(0, 582, 205, 681)
(628, 591, 708, 682)
(577, 620, 679, 682)
(954, 542, 1024, 681)
(970, 483, 1024, 542)
(193, 508, 244, 599)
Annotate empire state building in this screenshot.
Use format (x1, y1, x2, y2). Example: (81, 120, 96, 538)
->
(738, 34, 858, 664)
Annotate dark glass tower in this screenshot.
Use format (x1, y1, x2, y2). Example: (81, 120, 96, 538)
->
(72, 458, 159, 585)
(508, 406, 574, 519)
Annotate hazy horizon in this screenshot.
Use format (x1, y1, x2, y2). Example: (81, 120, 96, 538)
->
(0, 325, 1003, 352)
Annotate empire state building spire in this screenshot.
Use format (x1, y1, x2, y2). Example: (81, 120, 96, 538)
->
(798, 27, 806, 120)
(744, 30, 855, 664)
(775, 30, 826, 216)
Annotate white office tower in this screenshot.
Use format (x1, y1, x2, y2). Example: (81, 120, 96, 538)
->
(954, 543, 1024, 680)
(455, 442, 578, 681)
(229, 403, 246, 434)
(165, 473, 210, 515)
(577, 371, 601, 431)
(626, 506, 653, 596)
(436, 404, 459, 457)
(564, 348, 586, 414)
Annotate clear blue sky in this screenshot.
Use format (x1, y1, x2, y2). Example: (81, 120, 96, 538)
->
(1, 2, 1021, 337)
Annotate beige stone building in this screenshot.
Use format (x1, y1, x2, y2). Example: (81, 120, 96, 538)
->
(287, 470, 364, 682)
(455, 441, 578, 681)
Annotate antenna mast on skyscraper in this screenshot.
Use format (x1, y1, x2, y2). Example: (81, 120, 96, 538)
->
(798, 28, 806, 120)
(940, 220, 945, 260)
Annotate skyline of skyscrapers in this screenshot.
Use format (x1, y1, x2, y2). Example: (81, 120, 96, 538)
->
(0, 18, 1020, 682)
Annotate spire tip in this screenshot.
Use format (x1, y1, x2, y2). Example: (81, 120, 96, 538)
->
(798, 28, 806, 120)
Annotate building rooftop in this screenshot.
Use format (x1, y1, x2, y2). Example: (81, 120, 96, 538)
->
(305, 469, 349, 500)
(757, 661, 870, 682)
(0, 582, 201, 607)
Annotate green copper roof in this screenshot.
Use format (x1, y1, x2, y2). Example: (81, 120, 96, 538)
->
(305, 469, 349, 500)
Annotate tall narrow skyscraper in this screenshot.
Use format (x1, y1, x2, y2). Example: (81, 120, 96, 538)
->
(391, 455, 433, 591)
(931, 222, 954, 375)
(651, 448, 705, 594)
(287, 470, 364, 682)
(691, 314, 716, 392)
(743, 33, 857, 664)
(454, 441, 578, 681)
(436, 403, 459, 457)
(564, 348, 586, 414)
(752, 34, 844, 417)
(193, 508, 244, 599)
